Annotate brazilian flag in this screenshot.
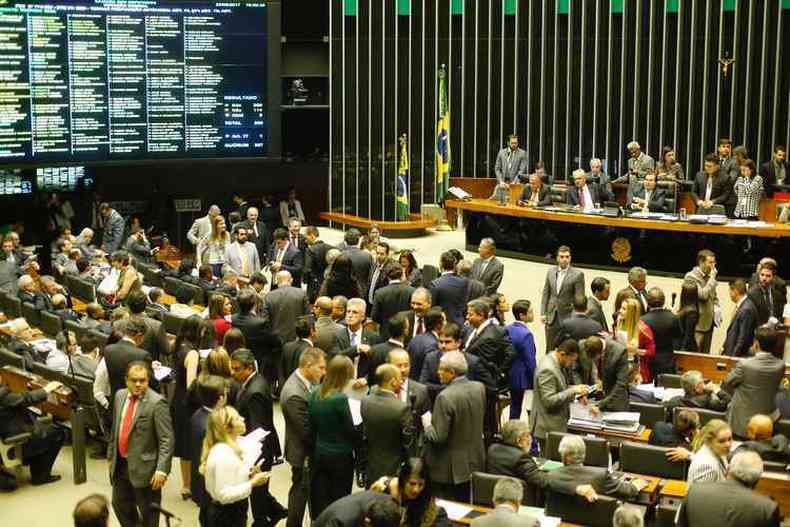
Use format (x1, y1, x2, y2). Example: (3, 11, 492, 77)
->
(435, 65, 450, 203)
(397, 134, 410, 221)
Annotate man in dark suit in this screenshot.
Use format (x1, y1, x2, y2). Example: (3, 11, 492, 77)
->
(424, 351, 487, 501)
(748, 259, 786, 325)
(280, 348, 326, 527)
(471, 238, 504, 295)
(628, 172, 667, 212)
(16, 274, 48, 310)
(313, 296, 343, 354)
(559, 295, 604, 341)
(649, 409, 700, 448)
(722, 279, 758, 357)
(102, 318, 154, 397)
(677, 450, 781, 527)
(0, 373, 64, 487)
(664, 369, 731, 414)
(312, 492, 400, 527)
(494, 134, 529, 183)
(231, 288, 281, 386)
(304, 225, 332, 302)
(265, 270, 310, 344)
(361, 364, 412, 485)
(333, 298, 383, 392)
(517, 173, 553, 207)
(640, 287, 682, 378)
(286, 217, 308, 257)
(268, 227, 304, 288)
(735, 414, 790, 464)
(240, 206, 269, 264)
(386, 348, 430, 455)
(281, 316, 315, 382)
(617, 266, 649, 315)
(547, 435, 646, 501)
(365, 313, 409, 386)
(372, 266, 415, 336)
(487, 420, 549, 495)
(126, 290, 169, 362)
(230, 349, 287, 526)
(341, 229, 374, 289)
(587, 277, 611, 332)
(541, 245, 585, 352)
(691, 153, 733, 214)
(761, 145, 788, 197)
(108, 362, 174, 527)
(406, 307, 442, 382)
(585, 336, 631, 412)
(566, 169, 606, 211)
(429, 251, 469, 326)
(366, 242, 396, 312)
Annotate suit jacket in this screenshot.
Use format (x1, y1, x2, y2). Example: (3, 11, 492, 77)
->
(691, 171, 733, 209)
(406, 331, 439, 382)
(231, 312, 282, 372)
(735, 435, 790, 463)
(530, 353, 577, 440)
(722, 297, 758, 357)
(371, 281, 415, 332)
(404, 379, 431, 421)
(130, 314, 168, 363)
(189, 407, 209, 505)
(640, 308, 682, 373)
(419, 350, 494, 401)
(312, 491, 398, 527)
(761, 159, 789, 197)
(486, 442, 547, 490)
(558, 313, 603, 341)
(566, 183, 605, 207)
(281, 339, 312, 381)
(748, 282, 787, 325)
(187, 215, 212, 245)
(649, 421, 689, 448)
(683, 266, 718, 332)
(223, 241, 260, 277)
(678, 479, 781, 527)
(597, 339, 631, 412)
(236, 373, 279, 459)
(365, 261, 394, 304)
(0, 386, 48, 438)
(464, 322, 515, 392)
(304, 240, 332, 299)
(333, 327, 383, 379)
(267, 242, 304, 287)
(429, 273, 469, 326)
(471, 256, 504, 295)
(495, 147, 529, 183)
(518, 184, 552, 206)
(629, 186, 668, 212)
(343, 247, 374, 289)
(547, 464, 639, 500)
(102, 209, 125, 253)
(314, 316, 343, 354)
(279, 370, 312, 467)
(471, 505, 539, 527)
(586, 296, 609, 332)
(505, 322, 537, 391)
(108, 388, 174, 488)
(541, 266, 585, 326)
(264, 285, 309, 343)
(361, 389, 411, 484)
(366, 340, 404, 386)
(104, 340, 153, 397)
(424, 377, 486, 484)
(722, 351, 786, 437)
(664, 390, 731, 415)
(239, 220, 269, 263)
(465, 278, 487, 303)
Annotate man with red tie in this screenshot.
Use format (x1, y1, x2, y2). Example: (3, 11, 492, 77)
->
(108, 362, 174, 527)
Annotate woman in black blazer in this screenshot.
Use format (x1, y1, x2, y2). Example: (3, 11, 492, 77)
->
(675, 280, 699, 353)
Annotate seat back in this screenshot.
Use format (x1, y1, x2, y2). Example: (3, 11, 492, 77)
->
(546, 431, 609, 468)
(88, 329, 109, 349)
(64, 320, 86, 342)
(673, 406, 725, 427)
(39, 311, 63, 337)
(656, 373, 682, 388)
(620, 440, 688, 479)
(21, 301, 39, 326)
(139, 264, 163, 288)
(162, 312, 185, 336)
(5, 296, 21, 319)
(545, 491, 619, 527)
(0, 348, 25, 369)
(655, 505, 679, 527)
(66, 275, 96, 303)
(163, 276, 182, 296)
(629, 401, 666, 428)
(775, 419, 790, 438)
(470, 472, 507, 507)
(181, 282, 205, 306)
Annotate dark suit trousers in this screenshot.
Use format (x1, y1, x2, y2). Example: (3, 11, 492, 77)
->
(286, 465, 309, 527)
(509, 388, 526, 420)
(112, 458, 161, 527)
(22, 427, 65, 483)
(250, 480, 285, 527)
(545, 318, 562, 352)
(310, 452, 354, 519)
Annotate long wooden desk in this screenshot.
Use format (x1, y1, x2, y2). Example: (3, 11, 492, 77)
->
(567, 424, 652, 446)
(674, 350, 790, 384)
(445, 198, 790, 238)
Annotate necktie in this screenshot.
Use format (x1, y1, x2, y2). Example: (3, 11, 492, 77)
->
(765, 288, 773, 314)
(350, 331, 358, 347)
(118, 395, 138, 458)
(579, 187, 586, 208)
(253, 224, 258, 237)
(705, 178, 713, 201)
(368, 265, 381, 303)
(291, 236, 298, 249)
(644, 191, 651, 210)
(415, 317, 424, 335)
(276, 249, 284, 263)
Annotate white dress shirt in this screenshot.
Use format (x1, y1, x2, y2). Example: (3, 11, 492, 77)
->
(204, 442, 254, 504)
(93, 357, 111, 409)
(580, 185, 594, 211)
(556, 267, 568, 294)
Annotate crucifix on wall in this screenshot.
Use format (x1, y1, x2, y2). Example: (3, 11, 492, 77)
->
(718, 51, 735, 78)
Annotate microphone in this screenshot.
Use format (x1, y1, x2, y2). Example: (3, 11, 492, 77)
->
(150, 503, 180, 521)
(671, 292, 677, 307)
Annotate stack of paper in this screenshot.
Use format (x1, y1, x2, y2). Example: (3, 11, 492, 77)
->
(237, 427, 271, 466)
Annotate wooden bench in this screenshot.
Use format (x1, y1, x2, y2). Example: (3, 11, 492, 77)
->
(319, 211, 436, 237)
(674, 350, 790, 384)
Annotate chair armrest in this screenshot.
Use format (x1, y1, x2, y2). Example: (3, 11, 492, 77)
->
(2, 432, 32, 446)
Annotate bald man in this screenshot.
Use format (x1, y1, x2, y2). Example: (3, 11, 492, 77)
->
(313, 296, 342, 353)
(734, 414, 790, 464)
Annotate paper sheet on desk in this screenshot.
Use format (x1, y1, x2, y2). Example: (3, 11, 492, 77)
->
(153, 365, 172, 381)
(348, 398, 363, 426)
(238, 427, 271, 466)
(30, 338, 57, 354)
(435, 500, 473, 521)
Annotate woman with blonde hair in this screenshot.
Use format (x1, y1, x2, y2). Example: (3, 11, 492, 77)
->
(687, 419, 732, 484)
(199, 406, 270, 527)
(616, 297, 657, 382)
(198, 215, 230, 277)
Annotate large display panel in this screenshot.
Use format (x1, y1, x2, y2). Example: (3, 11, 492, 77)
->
(0, 0, 271, 165)
(0, 169, 32, 195)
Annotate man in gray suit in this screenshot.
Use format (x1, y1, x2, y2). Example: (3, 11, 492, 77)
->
(530, 339, 588, 446)
(424, 351, 486, 502)
(677, 450, 781, 527)
(265, 270, 310, 344)
(470, 477, 539, 527)
(186, 204, 221, 245)
(684, 249, 719, 354)
(471, 238, 504, 295)
(494, 134, 529, 183)
(361, 364, 412, 485)
(108, 362, 173, 527)
(721, 327, 786, 438)
(587, 277, 611, 332)
(585, 336, 631, 412)
(224, 225, 261, 280)
(313, 296, 343, 353)
(280, 348, 326, 527)
(541, 245, 585, 351)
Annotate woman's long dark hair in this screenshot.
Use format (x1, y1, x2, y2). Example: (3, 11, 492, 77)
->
(678, 279, 699, 317)
(323, 254, 361, 298)
(399, 457, 434, 527)
(174, 315, 203, 355)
